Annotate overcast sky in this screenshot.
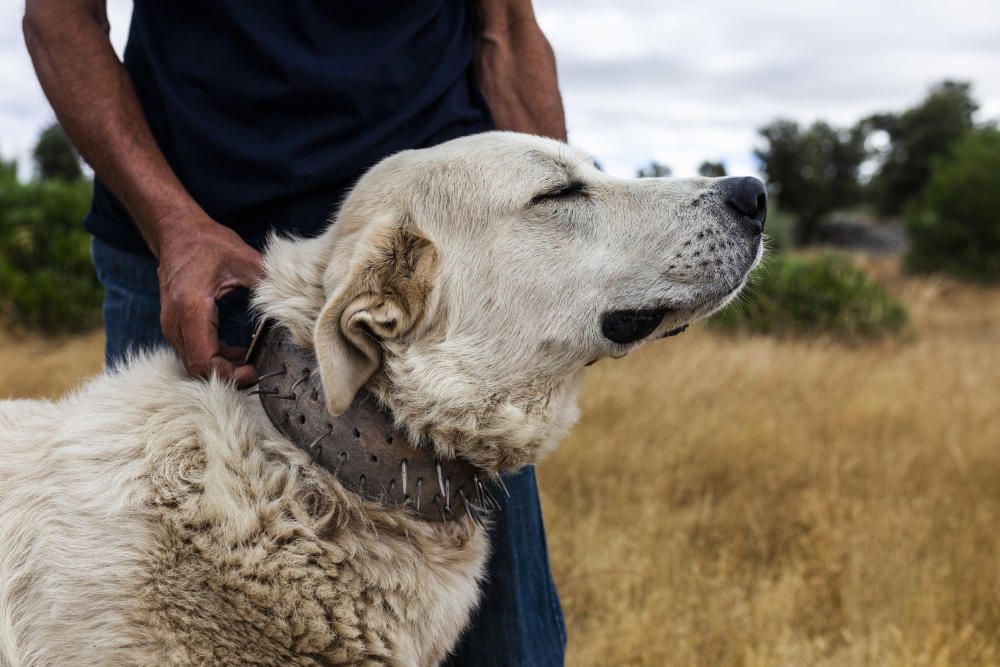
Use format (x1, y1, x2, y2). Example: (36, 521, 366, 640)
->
(2, 0, 998, 181)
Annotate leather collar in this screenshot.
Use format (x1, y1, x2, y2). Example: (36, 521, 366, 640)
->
(245, 320, 500, 523)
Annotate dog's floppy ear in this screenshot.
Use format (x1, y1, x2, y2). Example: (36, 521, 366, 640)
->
(313, 222, 438, 416)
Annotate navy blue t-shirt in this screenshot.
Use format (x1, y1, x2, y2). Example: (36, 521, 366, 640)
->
(85, 0, 493, 255)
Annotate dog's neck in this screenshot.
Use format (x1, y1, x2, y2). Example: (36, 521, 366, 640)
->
(250, 232, 580, 477)
(246, 320, 500, 524)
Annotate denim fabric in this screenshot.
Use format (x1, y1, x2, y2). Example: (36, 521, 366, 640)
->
(442, 466, 568, 667)
(90, 237, 566, 665)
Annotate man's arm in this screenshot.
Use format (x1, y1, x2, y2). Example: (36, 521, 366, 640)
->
(23, 0, 260, 384)
(476, 0, 567, 142)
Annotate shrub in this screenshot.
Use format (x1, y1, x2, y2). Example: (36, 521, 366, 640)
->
(904, 128, 1000, 282)
(709, 253, 906, 340)
(763, 203, 796, 252)
(0, 167, 102, 333)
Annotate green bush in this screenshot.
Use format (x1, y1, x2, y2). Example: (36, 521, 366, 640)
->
(0, 164, 102, 333)
(763, 203, 796, 252)
(904, 128, 1000, 282)
(709, 253, 906, 340)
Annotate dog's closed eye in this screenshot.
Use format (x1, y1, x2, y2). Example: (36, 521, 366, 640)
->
(530, 181, 586, 205)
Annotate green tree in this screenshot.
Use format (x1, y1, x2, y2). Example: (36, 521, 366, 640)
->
(0, 149, 100, 332)
(755, 120, 866, 245)
(904, 127, 1000, 281)
(636, 161, 672, 178)
(33, 122, 83, 182)
(0, 157, 16, 184)
(698, 161, 727, 177)
(866, 80, 977, 216)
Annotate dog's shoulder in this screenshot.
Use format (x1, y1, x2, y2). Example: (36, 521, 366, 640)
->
(0, 349, 193, 665)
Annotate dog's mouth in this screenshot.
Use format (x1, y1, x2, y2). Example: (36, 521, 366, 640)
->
(594, 248, 761, 362)
(600, 307, 676, 345)
(598, 306, 689, 346)
(586, 314, 688, 367)
(661, 323, 689, 338)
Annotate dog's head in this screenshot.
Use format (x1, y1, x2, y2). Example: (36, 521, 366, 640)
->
(255, 132, 764, 472)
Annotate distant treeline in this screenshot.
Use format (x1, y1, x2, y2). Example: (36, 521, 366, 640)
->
(756, 80, 999, 281)
(0, 124, 100, 333)
(638, 80, 1000, 282)
(1, 89, 997, 340)
(755, 80, 984, 244)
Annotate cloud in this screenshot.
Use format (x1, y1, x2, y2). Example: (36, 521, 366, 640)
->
(1, 0, 997, 182)
(536, 0, 1000, 176)
(0, 0, 131, 179)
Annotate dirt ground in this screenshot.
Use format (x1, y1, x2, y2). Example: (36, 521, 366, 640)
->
(2, 258, 998, 666)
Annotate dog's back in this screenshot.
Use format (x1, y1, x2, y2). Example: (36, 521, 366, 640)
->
(0, 352, 487, 666)
(0, 358, 169, 667)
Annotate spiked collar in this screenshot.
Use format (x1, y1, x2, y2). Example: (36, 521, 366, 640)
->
(244, 320, 502, 524)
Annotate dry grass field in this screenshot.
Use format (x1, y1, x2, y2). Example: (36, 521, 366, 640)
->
(541, 258, 1000, 666)
(2, 257, 998, 666)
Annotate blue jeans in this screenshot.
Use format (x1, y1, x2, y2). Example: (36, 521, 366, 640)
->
(92, 238, 567, 665)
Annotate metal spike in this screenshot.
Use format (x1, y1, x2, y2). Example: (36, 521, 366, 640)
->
(257, 366, 287, 382)
(246, 366, 287, 389)
(433, 494, 447, 522)
(445, 477, 451, 511)
(289, 369, 311, 392)
(436, 463, 446, 498)
(495, 475, 511, 499)
(482, 486, 502, 512)
(459, 488, 488, 515)
(400, 459, 408, 496)
(334, 451, 347, 476)
(415, 478, 423, 511)
(460, 490, 485, 529)
(307, 428, 332, 462)
(474, 475, 486, 507)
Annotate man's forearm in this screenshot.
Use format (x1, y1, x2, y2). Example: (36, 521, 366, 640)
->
(23, 0, 207, 257)
(476, 2, 567, 142)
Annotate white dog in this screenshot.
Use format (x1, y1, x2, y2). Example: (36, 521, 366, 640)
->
(0, 132, 765, 666)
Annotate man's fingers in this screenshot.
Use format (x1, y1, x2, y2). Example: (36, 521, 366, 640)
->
(158, 231, 264, 382)
(180, 306, 258, 386)
(205, 355, 240, 381)
(230, 363, 258, 388)
(230, 247, 265, 287)
(179, 296, 225, 378)
(219, 343, 248, 363)
(243, 253, 266, 282)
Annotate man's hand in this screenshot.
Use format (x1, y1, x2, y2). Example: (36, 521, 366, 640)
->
(157, 215, 263, 386)
(25, 1, 264, 384)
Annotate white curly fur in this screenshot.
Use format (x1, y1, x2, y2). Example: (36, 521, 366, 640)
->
(0, 132, 762, 666)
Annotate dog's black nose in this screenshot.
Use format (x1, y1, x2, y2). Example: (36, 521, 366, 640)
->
(719, 177, 767, 234)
